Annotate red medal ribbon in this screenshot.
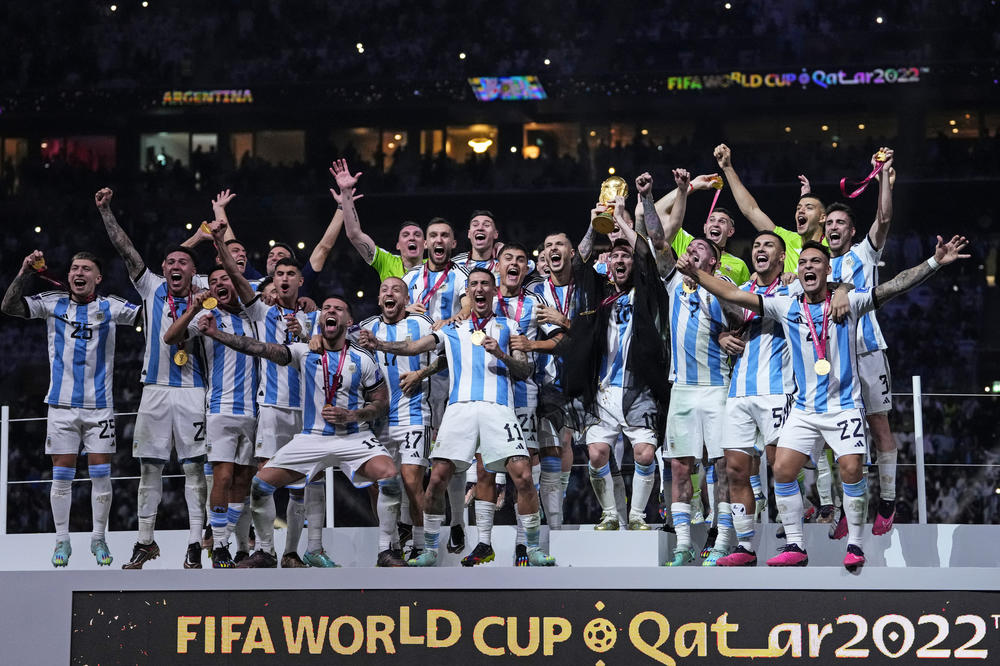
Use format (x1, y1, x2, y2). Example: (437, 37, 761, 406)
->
(419, 263, 452, 307)
(744, 276, 781, 323)
(548, 278, 573, 316)
(470, 312, 494, 333)
(166, 292, 182, 320)
(802, 292, 831, 365)
(321, 345, 349, 405)
(839, 161, 886, 199)
(600, 290, 626, 309)
(496, 289, 525, 325)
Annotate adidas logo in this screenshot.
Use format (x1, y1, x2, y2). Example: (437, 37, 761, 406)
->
(883, 397, 891, 405)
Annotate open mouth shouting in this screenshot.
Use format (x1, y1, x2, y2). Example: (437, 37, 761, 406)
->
(169, 271, 184, 288)
(72, 277, 87, 289)
(706, 226, 723, 243)
(504, 264, 521, 286)
(324, 316, 338, 334)
(826, 229, 842, 245)
(381, 296, 397, 313)
(796, 214, 809, 232)
(548, 251, 563, 271)
(430, 244, 447, 263)
(802, 269, 819, 289)
(754, 250, 770, 271)
(216, 286, 231, 302)
(473, 232, 487, 245)
(406, 241, 418, 253)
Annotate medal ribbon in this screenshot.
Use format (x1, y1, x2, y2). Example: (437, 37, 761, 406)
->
(600, 290, 625, 309)
(839, 160, 886, 199)
(548, 278, 573, 316)
(744, 276, 781, 323)
(321, 346, 349, 405)
(419, 263, 452, 307)
(705, 185, 723, 223)
(496, 289, 524, 325)
(470, 312, 494, 333)
(802, 293, 831, 366)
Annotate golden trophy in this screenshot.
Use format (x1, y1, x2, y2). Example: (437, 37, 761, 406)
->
(592, 176, 628, 234)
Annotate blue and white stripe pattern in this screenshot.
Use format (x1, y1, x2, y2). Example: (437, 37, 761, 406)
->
(599, 289, 634, 389)
(729, 281, 795, 398)
(290, 343, 384, 436)
(132, 270, 209, 387)
(829, 238, 887, 353)
(245, 299, 318, 409)
(359, 313, 434, 427)
(527, 280, 574, 389)
(190, 309, 259, 416)
(762, 290, 875, 414)
(433, 318, 517, 406)
(401, 263, 470, 322)
(666, 272, 732, 386)
(493, 290, 556, 408)
(27, 291, 140, 409)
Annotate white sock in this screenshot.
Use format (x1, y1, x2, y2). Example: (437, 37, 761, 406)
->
(88, 464, 112, 542)
(399, 483, 412, 529)
(706, 465, 717, 521)
(51, 466, 75, 541)
(629, 461, 657, 521)
(182, 461, 207, 544)
(731, 502, 755, 550)
(474, 499, 495, 546)
(671, 502, 691, 549)
(816, 452, 834, 506)
(843, 479, 868, 547)
(137, 462, 163, 544)
(559, 471, 571, 497)
(715, 501, 733, 552)
(877, 449, 897, 501)
(210, 506, 228, 548)
(611, 471, 628, 523)
(284, 486, 305, 555)
(413, 525, 425, 549)
(774, 480, 804, 548)
(539, 456, 563, 530)
(376, 479, 402, 552)
(514, 502, 526, 545)
(447, 474, 466, 527)
(519, 510, 541, 551)
(588, 463, 616, 516)
(225, 502, 244, 549)
(250, 477, 277, 554)
(423, 513, 444, 554)
(305, 481, 325, 553)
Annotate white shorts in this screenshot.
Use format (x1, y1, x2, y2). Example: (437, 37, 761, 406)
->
(585, 386, 658, 448)
(376, 423, 431, 467)
(515, 406, 539, 451)
(429, 373, 449, 432)
(255, 405, 303, 459)
(777, 408, 869, 461)
(722, 394, 793, 456)
(665, 384, 727, 460)
(132, 385, 207, 461)
(265, 431, 390, 487)
(45, 406, 116, 455)
(433, 401, 528, 474)
(206, 414, 256, 466)
(859, 349, 892, 415)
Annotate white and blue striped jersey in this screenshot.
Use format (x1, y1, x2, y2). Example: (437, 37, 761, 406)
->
(600, 289, 634, 389)
(433, 317, 517, 406)
(188, 308, 259, 416)
(829, 237, 887, 353)
(527, 279, 575, 388)
(453, 253, 539, 280)
(245, 298, 318, 409)
(762, 290, 876, 414)
(26, 291, 140, 409)
(729, 281, 795, 399)
(289, 343, 384, 436)
(666, 271, 732, 386)
(494, 290, 556, 408)
(402, 263, 470, 323)
(132, 269, 209, 388)
(359, 313, 434, 427)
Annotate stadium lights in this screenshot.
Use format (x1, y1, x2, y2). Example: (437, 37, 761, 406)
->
(142, 1, 148, 6)
(641, 129, 649, 135)
(724, 2, 732, 9)
(40, 141, 48, 149)
(468, 138, 493, 153)
(110, 4, 117, 11)
(356, 290, 364, 298)
(532, 249, 539, 257)
(387, 142, 395, 149)
(589, 130, 597, 137)
(858, 123, 865, 130)
(296, 242, 305, 250)
(784, 126, 791, 133)
(523, 145, 540, 159)
(268, 240, 276, 247)
(608, 167, 616, 175)
(34, 226, 42, 233)
(135, 326, 142, 332)
(510, 146, 518, 153)
(459, 52, 466, 60)
(544, 58, 551, 66)
(393, 134, 402, 141)
(185, 223, 192, 230)
(949, 119, 956, 125)
(875, 16, 884, 24)
(831, 142, 838, 148)
(951, 128, 959, 134)
(821, 124, 829, 131)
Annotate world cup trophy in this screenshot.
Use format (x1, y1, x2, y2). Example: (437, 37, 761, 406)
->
(592, 176, 629, 234)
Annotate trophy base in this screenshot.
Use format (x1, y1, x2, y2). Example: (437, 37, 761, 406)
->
(592, 213, 616, 235)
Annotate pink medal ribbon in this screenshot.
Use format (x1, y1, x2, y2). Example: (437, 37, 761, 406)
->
(840, 155, 887, 198)
(496, 289, 525, 325)
(802, 293, 831, 374)
(743, 276, 780, 323)
(419, 263, 452, 307)
(321, 346, 349, 405)
(548, 278, 573, 316)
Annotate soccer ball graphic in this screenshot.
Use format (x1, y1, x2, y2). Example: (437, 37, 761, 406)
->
(583, 617, 617, 652)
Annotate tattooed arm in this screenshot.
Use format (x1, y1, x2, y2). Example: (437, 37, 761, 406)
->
(359, 329, 439, 357)
(95, 188, 146, 281)
(579, 218, 598, 263)
(482, 338, 533, 381)
(330, 159, 376, 264)
(0, 251, 42, 318)
(200, 312, 293, 365)
(873, 235, 969, 307)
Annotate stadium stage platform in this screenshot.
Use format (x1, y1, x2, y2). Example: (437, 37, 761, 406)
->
(2, 525, 998, 663)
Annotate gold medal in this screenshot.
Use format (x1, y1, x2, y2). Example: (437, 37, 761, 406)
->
(682, 282, 697, 294)
(200, 222, 212, 234)
(174, 350, 189, 366)
(202, 297, 218, 310)
(814, 359, 831, 376)
(710, 175, 724, 190)
(470, 330, 486, 346)
(874, 150, 888, 163)
(31, 259, 46, 272)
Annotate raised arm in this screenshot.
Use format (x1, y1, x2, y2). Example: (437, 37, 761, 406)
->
(199, 311, 293, 365)
(649, 169, 691, 278)
(635, 172, 666, 251)
(163, 290, 209, 345)
(868, 148, 894, 251)
(95, 188, 145, 280)
(209, 219, 255, 303)
(1, 251, 43, 318)
(646, 173, 719, 242)
(329, 159, 375, 264)
(360, 329, 438, 357)
(873, 235, 969, 306)
(676, 252, 762, 314)
(308, 208, 345, 272)
(211, 189, 238, 243)
(714, 144, 776, 232)
(578, 205, 605, 262)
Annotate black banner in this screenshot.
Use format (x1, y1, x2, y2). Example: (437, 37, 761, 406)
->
(72, 589, 1000, 664)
